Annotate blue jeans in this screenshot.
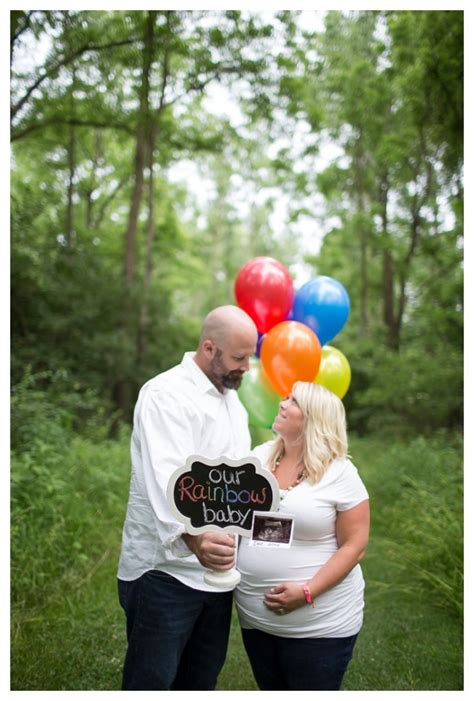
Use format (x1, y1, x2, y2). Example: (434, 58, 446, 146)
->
(241, 626, 359, 690)
(118, 570, 233, 690)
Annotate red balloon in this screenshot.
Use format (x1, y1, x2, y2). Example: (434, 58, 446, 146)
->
(260, 321, 322, 397)
(234, 257, 294, 333)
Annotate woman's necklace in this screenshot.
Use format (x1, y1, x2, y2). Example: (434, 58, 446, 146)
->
(271, 455, 307, 492)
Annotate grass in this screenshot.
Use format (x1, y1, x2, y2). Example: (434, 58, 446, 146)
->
(11, 430, 463, 690)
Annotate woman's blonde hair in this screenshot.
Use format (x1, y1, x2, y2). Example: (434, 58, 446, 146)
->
(269, 381, 348, 485)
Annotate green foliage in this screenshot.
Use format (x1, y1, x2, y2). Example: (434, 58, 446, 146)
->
(11, 9, 463, 430)
(10, 10, 463, 691)
(11, 367, 116, 450)
(343, 340, 462, 436)
(11, 399, 129, 625)
(11, 432, 462, 690)
(352, 434, 463, 620)
(387, 10, 463, 173)
(11, 365, 122, 623)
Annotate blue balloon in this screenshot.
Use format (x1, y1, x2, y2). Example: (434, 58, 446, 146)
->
(292, 276, 350, 345)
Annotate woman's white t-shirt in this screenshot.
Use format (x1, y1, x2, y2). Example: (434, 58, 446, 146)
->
(235, 441, 369, 638)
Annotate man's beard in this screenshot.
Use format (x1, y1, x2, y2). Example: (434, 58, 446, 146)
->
(209, 352, 244, 390)
(221, 370, 244, 390)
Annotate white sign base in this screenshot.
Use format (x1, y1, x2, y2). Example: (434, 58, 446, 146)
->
(204, 567, 241, 588)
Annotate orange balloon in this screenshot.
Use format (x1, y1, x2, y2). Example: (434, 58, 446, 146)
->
(261, 321, 322, 397)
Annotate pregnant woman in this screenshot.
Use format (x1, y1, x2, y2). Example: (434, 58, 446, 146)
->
(235, 381, 370, 691)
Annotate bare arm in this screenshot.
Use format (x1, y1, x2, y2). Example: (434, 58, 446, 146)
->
(264, 500, 370, 613)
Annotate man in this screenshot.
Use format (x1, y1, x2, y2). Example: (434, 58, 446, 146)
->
(117, 305, 258, 690)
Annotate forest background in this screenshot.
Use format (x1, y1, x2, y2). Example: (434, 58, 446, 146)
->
(10, 8, 464, 691)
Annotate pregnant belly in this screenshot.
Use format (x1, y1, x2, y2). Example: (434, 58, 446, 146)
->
(237, 538, 336, 585)
(235, 538, 365, 637)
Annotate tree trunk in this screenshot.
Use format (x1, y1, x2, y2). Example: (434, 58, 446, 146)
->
(393, 139, 432, 350)
(137, 12, 171, 367)
(394, 203, 422, 348)
(123, 11, 157, 290)
(359, 224, 369, 334)
(66, 66, 77, 246)
(136, 142, 156, 368)
(379, 175, 398, 350)
(354, 138, 369, 335)
(85, 129, 102, 230)
(114, 11, 157, 419)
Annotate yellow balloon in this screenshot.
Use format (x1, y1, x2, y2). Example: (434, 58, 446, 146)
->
(314, 345, 351, 399)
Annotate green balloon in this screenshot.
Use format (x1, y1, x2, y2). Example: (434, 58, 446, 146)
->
(238, 358, 281, 429)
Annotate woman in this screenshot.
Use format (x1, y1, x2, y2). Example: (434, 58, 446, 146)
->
(235, 381, 370, 691)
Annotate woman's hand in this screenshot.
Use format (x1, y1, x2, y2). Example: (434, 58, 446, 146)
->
(264, 582, 306, 615)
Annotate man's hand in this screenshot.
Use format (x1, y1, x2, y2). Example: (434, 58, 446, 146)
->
(182, 532, 236, 571)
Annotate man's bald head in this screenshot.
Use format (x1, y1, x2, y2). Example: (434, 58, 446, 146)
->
(195, 305, 258, 393)
(199, 305, 257, 347)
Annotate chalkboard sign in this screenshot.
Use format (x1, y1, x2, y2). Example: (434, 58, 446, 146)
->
(167, 454, 280, 536)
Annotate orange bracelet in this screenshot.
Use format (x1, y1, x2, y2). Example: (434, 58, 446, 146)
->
(303, 584, 315, 607)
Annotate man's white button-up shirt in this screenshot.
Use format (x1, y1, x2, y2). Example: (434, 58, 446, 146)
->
(117, 352, 252, 591)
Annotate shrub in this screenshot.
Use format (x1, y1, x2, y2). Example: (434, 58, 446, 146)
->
(361, 433, 463, 619)
(346, 343, 463, 436)
(11, 368, 128, 616)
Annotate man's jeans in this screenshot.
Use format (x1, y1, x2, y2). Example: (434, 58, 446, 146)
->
(241, 626, 359, 690)
(118, 570, 233, 690)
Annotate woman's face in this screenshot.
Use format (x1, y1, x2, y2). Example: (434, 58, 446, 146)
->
(272, 393, 305, 441)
